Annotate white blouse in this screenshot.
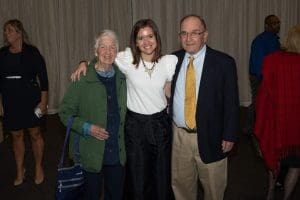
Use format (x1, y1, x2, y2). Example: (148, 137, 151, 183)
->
(115, 48, 178, 115)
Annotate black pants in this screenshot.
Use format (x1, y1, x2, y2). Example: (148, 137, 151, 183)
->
(124, 109, 173, 200)
(246, 75, 261, 135)
(83, 164, 124, 200)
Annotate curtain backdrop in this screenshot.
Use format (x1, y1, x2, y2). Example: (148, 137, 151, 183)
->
(1, 0, 299, 113)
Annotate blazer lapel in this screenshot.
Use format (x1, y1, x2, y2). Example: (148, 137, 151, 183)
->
(199, 47, 212, 91)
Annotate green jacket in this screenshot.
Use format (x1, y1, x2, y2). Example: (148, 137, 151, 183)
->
(59, 59, 127, 172)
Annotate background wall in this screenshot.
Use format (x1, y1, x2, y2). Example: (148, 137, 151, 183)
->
(1, 0, 299, 113)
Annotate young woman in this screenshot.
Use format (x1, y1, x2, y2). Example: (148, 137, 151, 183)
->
(116, 19, 177, 200)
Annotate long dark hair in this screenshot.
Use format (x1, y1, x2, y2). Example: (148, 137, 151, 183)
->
(3, 19, 30, 46)
(130, 19, 162, 66)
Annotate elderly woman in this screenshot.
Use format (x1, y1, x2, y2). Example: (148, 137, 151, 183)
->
(255, 25, 300, 200)
(0, 19, 48, 186)
(59, 30, 127, 200)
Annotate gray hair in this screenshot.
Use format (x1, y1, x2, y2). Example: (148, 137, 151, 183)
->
(94, 29, 119, 54)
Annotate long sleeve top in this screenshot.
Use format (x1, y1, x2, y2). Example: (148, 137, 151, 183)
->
(249, 31, 280, 80)
(254, 51, 300, 173)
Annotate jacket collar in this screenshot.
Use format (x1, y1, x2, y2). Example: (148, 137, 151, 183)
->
(84, 57, 123, 83)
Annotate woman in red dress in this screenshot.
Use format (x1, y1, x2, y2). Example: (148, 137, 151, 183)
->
(255, 25, 300, 200)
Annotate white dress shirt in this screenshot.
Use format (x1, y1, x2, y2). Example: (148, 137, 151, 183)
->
(173, 45, 207, 128)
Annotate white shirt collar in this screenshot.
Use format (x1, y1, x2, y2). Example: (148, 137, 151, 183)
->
(185, 45, 207, 60)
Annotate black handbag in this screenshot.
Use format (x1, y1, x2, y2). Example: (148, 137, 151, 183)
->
(55, 117, 85, 200)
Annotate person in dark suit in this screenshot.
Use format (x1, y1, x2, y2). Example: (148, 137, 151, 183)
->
(170, 14, 239, 200)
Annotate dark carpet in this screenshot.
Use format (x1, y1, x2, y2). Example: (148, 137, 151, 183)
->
(0, 108, 299, 200)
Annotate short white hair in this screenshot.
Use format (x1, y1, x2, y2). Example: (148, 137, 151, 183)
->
(94, 29, 119, 54)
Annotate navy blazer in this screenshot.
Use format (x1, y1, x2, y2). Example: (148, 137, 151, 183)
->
(170, 46, 239, 163)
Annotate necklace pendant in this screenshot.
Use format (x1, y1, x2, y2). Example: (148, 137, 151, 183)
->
(145, 68, 154, 78)
(141, 59, 156, 78)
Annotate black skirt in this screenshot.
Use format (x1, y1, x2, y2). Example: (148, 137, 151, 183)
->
(2, 77, 41, 131)
(281, 156, 300, 168)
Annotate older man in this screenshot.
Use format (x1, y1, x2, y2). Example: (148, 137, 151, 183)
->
(170, 15, 239, 200)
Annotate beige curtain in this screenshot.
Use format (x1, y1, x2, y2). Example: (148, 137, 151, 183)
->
(1, 0, 299, 113)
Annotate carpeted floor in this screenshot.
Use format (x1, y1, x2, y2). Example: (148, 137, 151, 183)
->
(0, 108, 299, 200)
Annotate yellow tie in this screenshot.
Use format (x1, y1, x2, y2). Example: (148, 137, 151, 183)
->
(185, 56, 196, 129)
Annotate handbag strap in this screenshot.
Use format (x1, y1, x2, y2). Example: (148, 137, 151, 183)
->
(58, 117, 80, 167)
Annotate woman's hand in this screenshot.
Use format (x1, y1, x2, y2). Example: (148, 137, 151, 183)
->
(89, 124, 109, 140)
(70, 61, 88, 81)
(38, 91, 48, 115)
(37, 102, 47, 115)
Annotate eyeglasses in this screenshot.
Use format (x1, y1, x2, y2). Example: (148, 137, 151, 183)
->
(179, 30, 206, 38)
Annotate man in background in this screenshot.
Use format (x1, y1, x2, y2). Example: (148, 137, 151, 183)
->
(247, 14, 286, 190)
(246, 14, 280, 136)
